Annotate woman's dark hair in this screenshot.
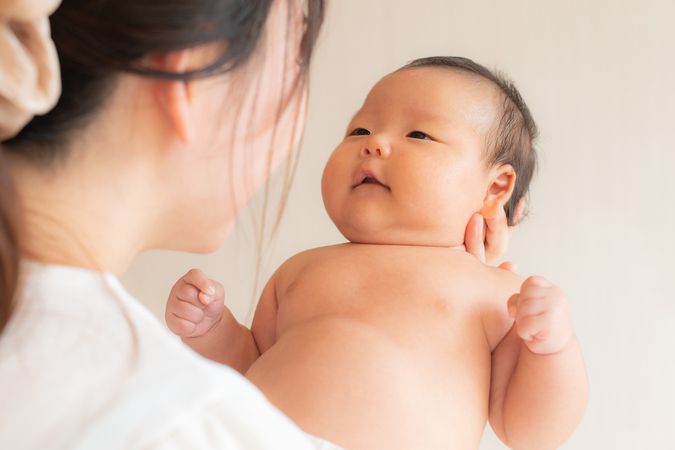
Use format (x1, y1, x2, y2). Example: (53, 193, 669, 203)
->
(401, 56, 538, 226)
(0, 0, 325, 334)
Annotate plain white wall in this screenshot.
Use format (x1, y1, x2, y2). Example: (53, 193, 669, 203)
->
(123, 0, 675, 448)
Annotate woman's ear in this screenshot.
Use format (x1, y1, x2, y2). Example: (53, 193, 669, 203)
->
(481, 165, 516, 218)
(151, 50, 194, 144)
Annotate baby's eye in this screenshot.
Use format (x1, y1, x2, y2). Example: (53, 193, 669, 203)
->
(407, 130, 431, 140)
(349, 128, 371, 136)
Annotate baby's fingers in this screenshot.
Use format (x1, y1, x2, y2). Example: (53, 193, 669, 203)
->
(182, 269, 218, 306)
(517, 312, 573, 354)
(173, 281, 203, 307)
(521, 275, 553, 291)
(170, 300, 205, 324)
(513, 296, 549, 321)
(201, 280, 224, 309)
(203, 287, 226, 317)
(507, 293, 519, 318)
(515, 314, 547, 343)
(167, 315, 198, 337)
(166, 299, 209, 337)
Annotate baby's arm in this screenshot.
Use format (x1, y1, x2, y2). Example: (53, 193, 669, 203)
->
(249, 271, 279, 355)
(165, 269, 260, 374)
(489, 276, 588, 450)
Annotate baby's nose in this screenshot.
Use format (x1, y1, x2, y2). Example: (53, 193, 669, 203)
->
(360, 135, 391, 158)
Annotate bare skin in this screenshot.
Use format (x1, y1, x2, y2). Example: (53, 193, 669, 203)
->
(246, 243, 519, 450)
(167, 67, 588, 450)
(172, 242, 585, 450)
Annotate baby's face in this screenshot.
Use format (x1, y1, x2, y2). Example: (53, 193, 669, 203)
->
(321, 67, 501, 247)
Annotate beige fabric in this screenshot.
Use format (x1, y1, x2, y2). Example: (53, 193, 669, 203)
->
(0, 0, 62, 140)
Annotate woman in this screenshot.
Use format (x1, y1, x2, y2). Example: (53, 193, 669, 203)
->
(0, 0, 513, 448)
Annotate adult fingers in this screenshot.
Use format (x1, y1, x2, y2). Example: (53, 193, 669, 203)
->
(484, 206, 510, 264)
(464, 213, 486, 263)
(498, 261, 518, 273)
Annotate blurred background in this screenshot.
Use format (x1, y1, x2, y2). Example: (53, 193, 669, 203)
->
(123, 0, 675, 448)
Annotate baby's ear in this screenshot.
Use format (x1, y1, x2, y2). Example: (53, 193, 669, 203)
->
(481, 165, 516, 218)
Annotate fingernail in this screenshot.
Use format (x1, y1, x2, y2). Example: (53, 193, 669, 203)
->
(205, 285, 216, 296)
(199, 292, 213, 305)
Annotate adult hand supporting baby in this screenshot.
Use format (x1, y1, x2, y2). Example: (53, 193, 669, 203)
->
(464, 207, 515, 270)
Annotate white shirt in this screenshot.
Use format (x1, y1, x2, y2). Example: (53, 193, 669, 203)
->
(0, 262, 340, 450)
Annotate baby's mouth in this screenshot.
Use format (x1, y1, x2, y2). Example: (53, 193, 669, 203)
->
(352, 172, 390, 190)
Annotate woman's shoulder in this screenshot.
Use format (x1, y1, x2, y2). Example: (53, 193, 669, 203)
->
(142, 401, 341, 450)
(71, 354, 329, 450)
(0, 262, 340, 450)
(83, 361, 340, 450)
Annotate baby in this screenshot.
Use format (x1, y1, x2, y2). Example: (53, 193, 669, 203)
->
(165, 57, 588, 450)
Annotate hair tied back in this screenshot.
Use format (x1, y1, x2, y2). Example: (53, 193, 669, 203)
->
(0, 0, 62, 140)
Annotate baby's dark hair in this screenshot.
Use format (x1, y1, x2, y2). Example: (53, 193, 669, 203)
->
(400, 56, 538, 226)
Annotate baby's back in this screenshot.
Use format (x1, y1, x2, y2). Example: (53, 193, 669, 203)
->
(246, 244, 520, 450)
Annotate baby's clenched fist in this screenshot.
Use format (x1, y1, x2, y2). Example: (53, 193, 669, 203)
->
(165, 269, 225, 338)
(507, 276, 573, 355)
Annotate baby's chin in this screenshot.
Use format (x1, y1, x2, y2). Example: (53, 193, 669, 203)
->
(338, 224, 464, 249)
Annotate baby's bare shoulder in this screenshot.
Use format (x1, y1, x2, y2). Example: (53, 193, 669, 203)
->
(274, 244, 349, 282)
(478, 266, 523, 349)
(483, 265, 524, 297)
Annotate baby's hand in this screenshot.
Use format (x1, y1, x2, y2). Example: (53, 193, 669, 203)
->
(507, 276, 573, 355)
(165, 269, 225, 338)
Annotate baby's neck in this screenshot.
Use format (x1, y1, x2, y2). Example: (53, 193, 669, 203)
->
(347, 241, 467, 252)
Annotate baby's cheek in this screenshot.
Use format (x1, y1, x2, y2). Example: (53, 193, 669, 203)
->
(321, 152, 348, 212)
(452, 164, 490, 209)
(401, 173, 451, 223)
(409, 165, 482, 234)
(406, 163, 461, 208)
